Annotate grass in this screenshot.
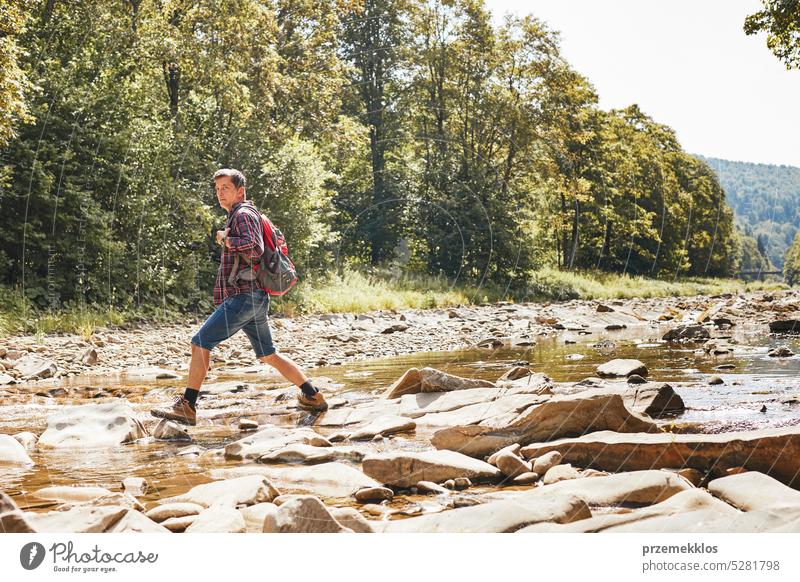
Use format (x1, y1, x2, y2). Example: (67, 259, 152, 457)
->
(0, 266, 787, 337)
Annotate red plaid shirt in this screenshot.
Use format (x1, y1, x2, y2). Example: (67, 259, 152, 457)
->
(213, 201, 265, 305)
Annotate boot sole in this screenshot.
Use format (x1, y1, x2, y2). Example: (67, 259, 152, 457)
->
(151, 409, 197, 426)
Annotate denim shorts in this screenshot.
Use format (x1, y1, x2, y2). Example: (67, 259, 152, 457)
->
(191, 289, 277, 357)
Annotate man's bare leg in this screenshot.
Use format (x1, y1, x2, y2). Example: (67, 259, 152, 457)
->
(187, 343, 212, 389)
(260, 352, 328, 411)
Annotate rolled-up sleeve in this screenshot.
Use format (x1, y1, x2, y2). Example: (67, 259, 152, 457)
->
(226, 210, 264, 260)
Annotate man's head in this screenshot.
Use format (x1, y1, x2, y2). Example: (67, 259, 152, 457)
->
(213, 168, 246, 211)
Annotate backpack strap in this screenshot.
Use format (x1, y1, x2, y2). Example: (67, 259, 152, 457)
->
(224, 204, 261, 286)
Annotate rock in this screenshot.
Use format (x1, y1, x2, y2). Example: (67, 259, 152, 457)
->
(160, 515, 197, 533)
(362, 450, 501, 488)
(27, 506, 128, 533)
(349, 415, 416, 440)
(416, 481, 450, 494)
(163, 476, 280, 508)
(596, 359, 648, 378)
(38, 402, 148, 448)
(177, 445, 205, 457)
(384, 367, 496, 399)
(1, 510, 36, 533)
(542, 464, 580, 485)
(442, 479, 456, 489)
(239, 503, 278, 532)
(596, 303, 614, 312)
(520, 488, 736, 533)
(13, 431, 38, 451)
(262, 496, 353, 533)
(32, 485, 112, 504)
(153, 419, 192, 441)
(80, 348, 98, 365)
(707, 472, 800, 512)
(375, 491, 591, 533)
(330, 508, 373, 533)
(106, 510, 170, 533)
(708, 376, 724, 385)
(769, 320, 800, 334)
(513, 472, 540, 485)
(13, 354, 57, 378)
(381, 323, 409, 334)
(768, 346, 794, 358)
(0, 434, 34, 465)
(239, 419, 259, 431)
(431, 390, 659, 458)
(1, 491, 18, 513)
(186, 505, 246, 533)
(517, 427, 800, 487)
(145, 503, 204, 522)
(497, 366, 533, 382)
(605, 324, 626, 331)
(494, 452, 531, 478)
(530, 451, 563, 475)
(122, 477, 148, 496)
(663, 324, 711, 341)
(486, 443, 522, 466)
(354, 487, 394, 503)
(123, 366, 179, 380)
(210, 462, 380, 498)
(258, 444, 364, 464)
(224, 426, 330, 461)
(454, 477, 471, 490)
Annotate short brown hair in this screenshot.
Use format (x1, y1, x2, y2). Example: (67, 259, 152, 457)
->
(213, 168, 246, 189)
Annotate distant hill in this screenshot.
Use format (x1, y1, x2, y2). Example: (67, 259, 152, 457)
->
(697, 155, 800, 269)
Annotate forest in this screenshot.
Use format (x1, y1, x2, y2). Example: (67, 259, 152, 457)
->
(0, 0, 757, 316)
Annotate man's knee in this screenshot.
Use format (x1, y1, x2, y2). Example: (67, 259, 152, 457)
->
(259, 351, 281, 365)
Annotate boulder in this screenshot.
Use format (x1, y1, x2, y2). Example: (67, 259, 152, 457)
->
(542, 464, 581, 485)
(534, 469, 693, 506)
(663, 325, 710, 341)
(121, 477, 148, 496)
(330, 508, 374, 533)
(431, 390, 659, 458)
(596, 359, 648, 378)
(530, 451, 563, 475)
(239, 503, 278, 533)
(259, 444, 364, 464)
(13, 431, 38, 451)
(106, 510, 170, 533)
(153, 419, 192, 441)
(160, 515, 197, 533)
(361, 450, 501, 488)
(13, 354, 57, 378)
(354, 487, 394, 503)
(38, 402, 148, 448)
(348, 415, 416, 440)
(0, 434, 34, 465)
(494, 452, 531, 478)
(185, 506, 247, 533)
(224, 426, 330, 461)
(519, 488, 737, 532)
(209, 462, 380, 498)
(375, 491, 590, 533)
(26, 506, 128, 533)
(497, 367, 533, 382)
(145, 503, 204, 522)
(262, 496, 353, 533)
(768, 346, 794, 358)
(518, 427, 800, 487)
(162, 476, 280, 508)
(384, 367, 496, 399)
(707, 472, 800, 512)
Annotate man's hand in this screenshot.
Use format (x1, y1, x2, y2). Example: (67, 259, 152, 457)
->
(216, 227, 230, 246)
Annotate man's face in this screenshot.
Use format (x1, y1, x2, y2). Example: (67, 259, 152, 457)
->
(214, 176, 244, 210)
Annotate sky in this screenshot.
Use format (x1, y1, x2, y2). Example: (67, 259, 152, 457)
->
(484, 0, 800, 167)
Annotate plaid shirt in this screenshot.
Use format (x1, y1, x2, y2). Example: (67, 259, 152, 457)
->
(213, 200, 265, 306)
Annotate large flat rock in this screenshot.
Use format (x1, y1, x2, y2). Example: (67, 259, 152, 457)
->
(38, 402, 148, 448)
(209, 462, 380, 498)
(224, 426, 330, 460)
(707, 472, 800, 512)
(431, 390, 659, 458)
(162, 475, 280, 508)
(362, 450, 501, 488)
(384, 367, 496, 399)
(518, 428, 800, 487)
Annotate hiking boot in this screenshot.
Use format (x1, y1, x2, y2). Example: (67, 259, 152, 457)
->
(297, 391, 328, 412)
(151, 396, 197, 426)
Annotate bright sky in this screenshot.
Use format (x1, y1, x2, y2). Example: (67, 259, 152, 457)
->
(485, 0, 800, 167)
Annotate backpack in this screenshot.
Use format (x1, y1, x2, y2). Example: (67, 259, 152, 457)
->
(225, 204, 298, 296)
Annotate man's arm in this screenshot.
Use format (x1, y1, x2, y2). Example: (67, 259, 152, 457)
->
(225, 210, 264, 260)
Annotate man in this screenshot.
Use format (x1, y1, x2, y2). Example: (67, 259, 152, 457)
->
(150, 168, 328, 426)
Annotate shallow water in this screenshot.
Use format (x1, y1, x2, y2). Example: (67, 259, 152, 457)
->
(2, 323, 800, 513)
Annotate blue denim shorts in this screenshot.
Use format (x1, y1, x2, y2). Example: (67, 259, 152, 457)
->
(191, 289, 277, 357)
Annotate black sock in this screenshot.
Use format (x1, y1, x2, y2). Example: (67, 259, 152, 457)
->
(183, 388, 199, 408)
(299, 381, 318, 397)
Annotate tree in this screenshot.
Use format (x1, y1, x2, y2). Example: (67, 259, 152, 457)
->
(745, 0, 800, 69)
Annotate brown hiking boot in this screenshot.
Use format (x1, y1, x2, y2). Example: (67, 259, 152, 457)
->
(297, 391, 328, 412)
(151, 396, 197, 426)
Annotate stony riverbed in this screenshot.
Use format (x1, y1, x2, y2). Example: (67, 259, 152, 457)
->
(2, 289, 800, 533)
